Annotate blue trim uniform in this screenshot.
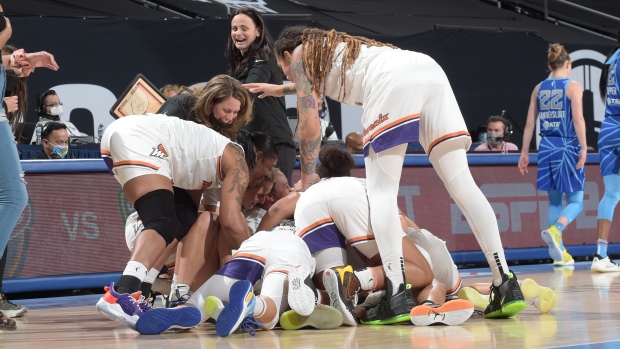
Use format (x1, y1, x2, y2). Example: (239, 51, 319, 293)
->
(536, 78, 585, 192)
(599, 57, 620, 177)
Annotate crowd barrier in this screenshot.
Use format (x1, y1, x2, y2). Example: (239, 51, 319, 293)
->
(4, 153, 617, 293)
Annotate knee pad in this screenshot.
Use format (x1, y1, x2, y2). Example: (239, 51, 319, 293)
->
(173, 187, 198, 241)
(133, 189, 179, 245)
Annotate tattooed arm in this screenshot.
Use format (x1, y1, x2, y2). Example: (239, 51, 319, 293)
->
(243, 82, 297, 98)
(219, 143, 252, 249)
(291, 45, 322, 191)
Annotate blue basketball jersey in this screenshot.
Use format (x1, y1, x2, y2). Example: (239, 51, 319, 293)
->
(605, 58, 620, 117)
(537, 78, 574, 138)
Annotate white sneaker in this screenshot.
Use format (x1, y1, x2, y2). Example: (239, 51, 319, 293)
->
(591, 254, 620, 273)
(287, 265, 317, 317)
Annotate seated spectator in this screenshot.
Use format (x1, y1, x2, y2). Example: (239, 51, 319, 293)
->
(474, 115, 518, 153)
(345, 131, 363, 152)
(31, 89, 85, 144)
(160, 84, 180, 98)
(30, 122, 70, 159)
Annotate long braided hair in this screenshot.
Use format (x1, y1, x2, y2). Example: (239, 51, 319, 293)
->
(275, 26, 396, 101)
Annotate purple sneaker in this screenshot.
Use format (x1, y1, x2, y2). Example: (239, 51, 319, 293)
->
(96, 283, 144, 330)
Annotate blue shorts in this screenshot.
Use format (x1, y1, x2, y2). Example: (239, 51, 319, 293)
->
(537, 136, 584, 192)
(598, 116, 620, 177)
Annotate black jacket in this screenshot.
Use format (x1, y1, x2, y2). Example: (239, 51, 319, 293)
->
(234, 56, 295, 147)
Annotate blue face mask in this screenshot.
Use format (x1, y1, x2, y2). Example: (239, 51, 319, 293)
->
(50, 144, 69, 159)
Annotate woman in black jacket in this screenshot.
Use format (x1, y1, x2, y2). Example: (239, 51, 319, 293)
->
(227, 7, 296, 185)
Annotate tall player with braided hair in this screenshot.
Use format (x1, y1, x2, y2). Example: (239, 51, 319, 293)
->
(247, 26, 525, 321)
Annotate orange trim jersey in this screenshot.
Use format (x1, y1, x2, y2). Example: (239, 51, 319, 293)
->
(214, 230, 314, 284)
(101, 114, 235, 189)
(321, 42, 470, 156)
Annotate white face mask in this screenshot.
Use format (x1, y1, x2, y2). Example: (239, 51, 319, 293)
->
(50, 105, 64, 117)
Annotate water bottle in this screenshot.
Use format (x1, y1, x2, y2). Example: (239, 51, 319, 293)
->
(35, 122, 43, 145)
(97, 124, 105, 143)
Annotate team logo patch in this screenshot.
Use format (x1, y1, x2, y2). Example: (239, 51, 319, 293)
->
(363, 113, 389, 136)
(201, 180, 212, 190)
(149, 144, 169, 159)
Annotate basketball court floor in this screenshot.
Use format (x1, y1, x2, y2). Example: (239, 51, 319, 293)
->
(2, 261, 619, 349)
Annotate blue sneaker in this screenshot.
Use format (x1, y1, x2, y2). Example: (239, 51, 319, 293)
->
(95, 283, 143, 330)
(215, 280, 263, 337)
(135, 305, 202, 335)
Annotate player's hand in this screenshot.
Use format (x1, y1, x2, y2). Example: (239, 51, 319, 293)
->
(518, 153, 529, 175)
(576, 149, 587, 169)
(243, 83, 282, 98)
(3, 96, 18, 113)
(24, 51, 59, 70)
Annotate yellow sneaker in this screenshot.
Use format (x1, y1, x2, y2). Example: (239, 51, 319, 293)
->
(541, 226, 563, 261)
(552, 248, 574, 266)
(457, 287, 489, 312)
(519, 278, 557, 313)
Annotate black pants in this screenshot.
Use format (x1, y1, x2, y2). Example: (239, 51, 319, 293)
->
(275, 143, 297, 186)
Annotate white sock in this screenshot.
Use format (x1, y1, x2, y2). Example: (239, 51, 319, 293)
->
(144, 268, 160, 284)
(254, 296, 267, 319)
(123, 261, 148, 281)
(354, 268, 376, 291)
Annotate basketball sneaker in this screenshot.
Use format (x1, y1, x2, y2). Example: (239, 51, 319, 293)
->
(0, 293, 27, 318)
(457, 287, 489, 314)
(204, 296, 225, 321)
(553, 248, 574, 266)
(409, 299, 474, 326)
(353, 290, 385, 318)
(215, 280, 263, 337)
(287, 265, 317, 317)
(135, 305, 201, 335)
(323, 265, 360, 326)
(280, 304, 344, 330)
(360, 282, 415, 325)
(591, 254, 620, 273)
(541, 226, 564, 261)
(167, 285, 191, 308)
(483, 271, 526, 319)
(519, 278, 557, 313)
(96, 283, 144, 330)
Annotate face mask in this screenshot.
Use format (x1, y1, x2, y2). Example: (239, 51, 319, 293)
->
(50, 144, 69, 159)
(209, 114, 228, 132)
(50, 105, 64, 117)
(487, 132, 503, 146)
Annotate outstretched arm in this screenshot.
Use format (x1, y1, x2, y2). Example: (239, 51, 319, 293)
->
(219, 143, 252, 249)
(255, 192, 299, 232)
(243, 82, 297, 98)
(291, 46, 321, 191)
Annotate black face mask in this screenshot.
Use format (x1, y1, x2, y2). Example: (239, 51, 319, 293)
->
(209, 114, 228, 132)
(4, 70, 19, 96)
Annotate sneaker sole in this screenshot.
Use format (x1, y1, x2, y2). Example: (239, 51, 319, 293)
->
(541, 230, 563, 261)
(288, 265, 316, 317)
(135, 306, 201, 335)
(280, 304, 343, 330)
(456, 287, 489, 311)
(323, 269, 357, 326)
(409, 300, 474, 326)
(204, 296, 224, 321)
(483, 300, 526, 319)
(520, 278, 556, 313)
(591, 262, 620, 273)
(215, 281, 254, 337)
(95, 297, 139, 330)
(360, 313, 411, 325)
